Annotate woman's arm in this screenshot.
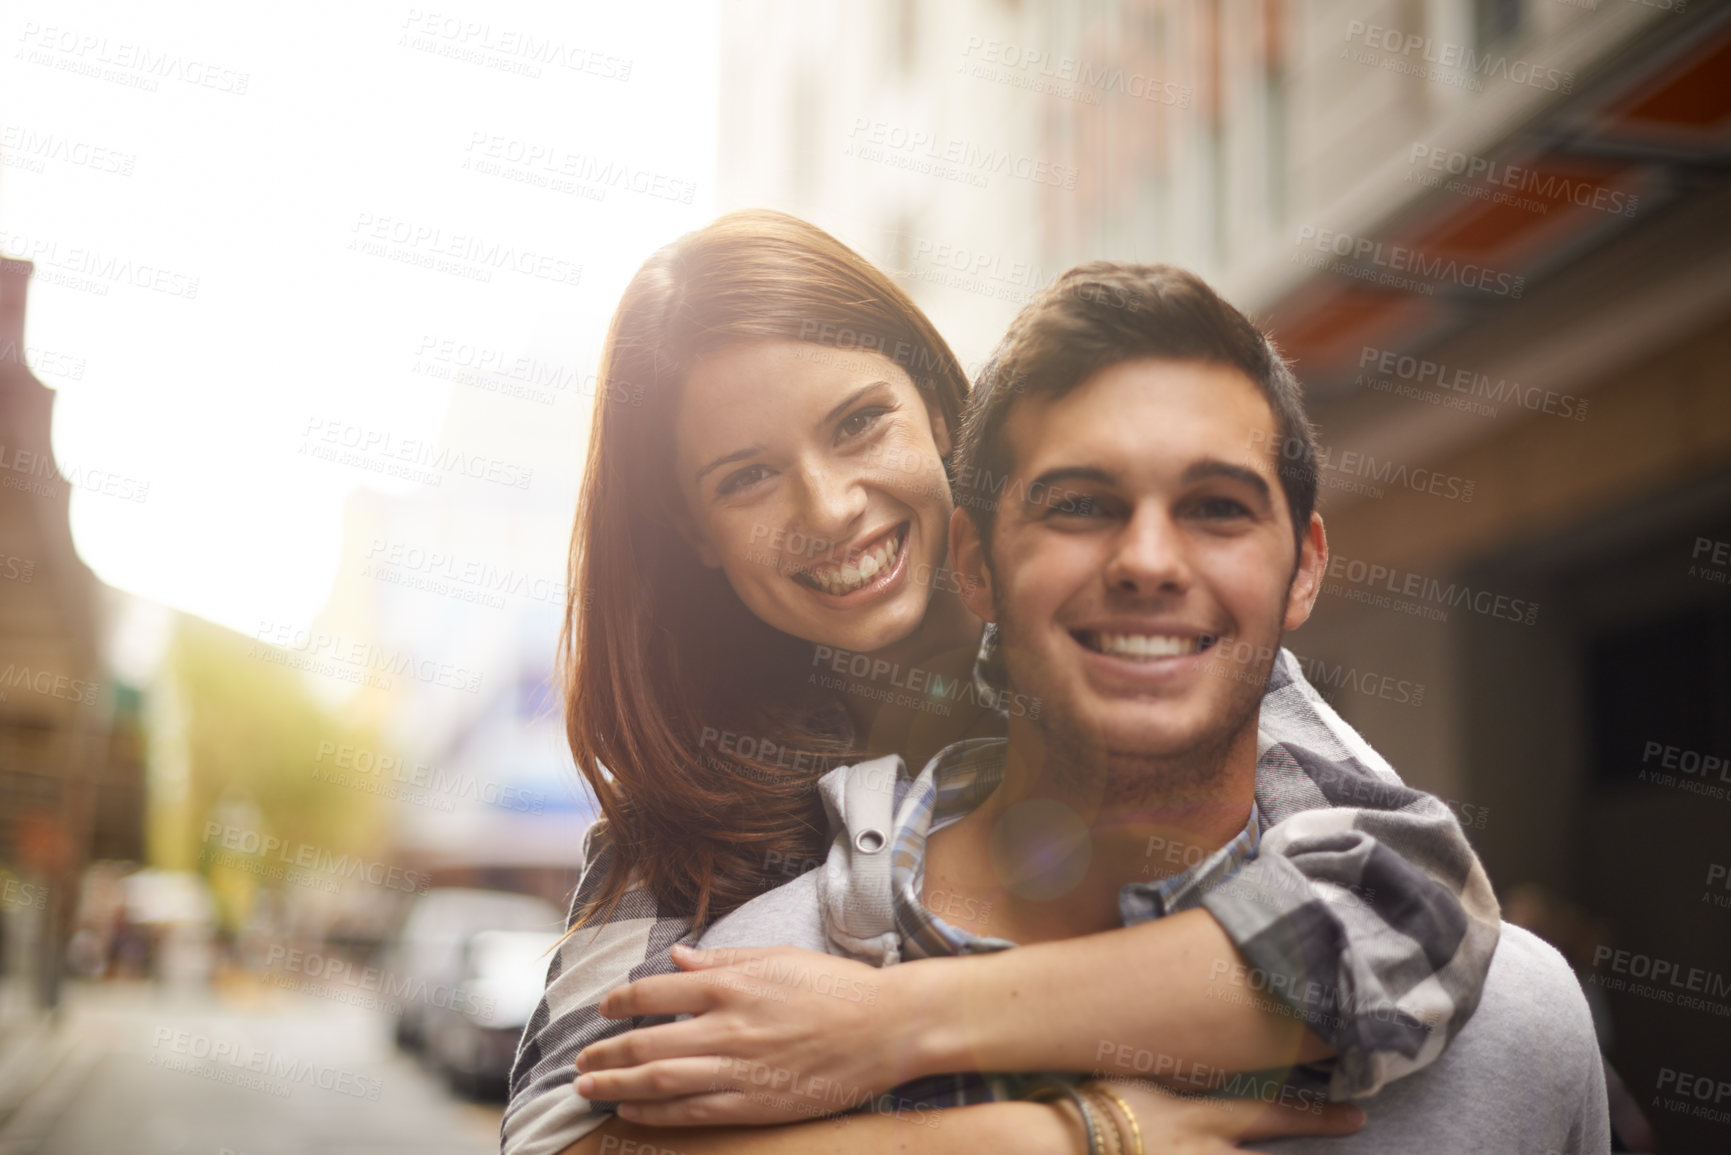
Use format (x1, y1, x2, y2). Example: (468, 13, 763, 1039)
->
(562, 1100, 1081, 1155)
(560, 1076, 1364, 1154)
(503, 823, 697, 1155)
(1197, 647, 1502, 1096)
(900, 908, 1329, 1077)
(572, 914, 1325, 1126)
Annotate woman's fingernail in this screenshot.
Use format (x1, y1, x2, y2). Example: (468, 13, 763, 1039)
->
(618, 1104, 639, 1120)
(575, 1075, 594, 1097)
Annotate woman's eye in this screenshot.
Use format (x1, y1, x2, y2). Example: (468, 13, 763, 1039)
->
(837, 405, 890, 442)
(716, 464, 773, 495)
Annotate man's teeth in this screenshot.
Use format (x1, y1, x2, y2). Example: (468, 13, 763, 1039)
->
(1084, 632, 1201, 659)
(801, 530, 904, 595)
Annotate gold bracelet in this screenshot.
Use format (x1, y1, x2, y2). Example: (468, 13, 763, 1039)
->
(1085, 1083, 1145, 1155)
(1079, 1091, 1121, 1155)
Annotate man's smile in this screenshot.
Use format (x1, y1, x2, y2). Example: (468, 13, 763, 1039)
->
(1072, 630, 1220, 660)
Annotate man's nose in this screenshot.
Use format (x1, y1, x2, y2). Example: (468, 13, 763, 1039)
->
(1104, 506, 1189, 595)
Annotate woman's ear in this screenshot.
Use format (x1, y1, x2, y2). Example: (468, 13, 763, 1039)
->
(949, 507, 997, 623)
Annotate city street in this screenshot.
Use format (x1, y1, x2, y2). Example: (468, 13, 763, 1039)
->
(0, 979, 504, 1155)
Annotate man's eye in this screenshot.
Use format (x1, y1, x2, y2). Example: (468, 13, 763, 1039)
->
(837, 405, 891, 441)
(1191, 496, 1250, 519)
(717, 464, 773, 495)
(1042, 493, 1106, 519)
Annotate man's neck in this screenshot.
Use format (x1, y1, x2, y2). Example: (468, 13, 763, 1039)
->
(921, 715, 1259, 945)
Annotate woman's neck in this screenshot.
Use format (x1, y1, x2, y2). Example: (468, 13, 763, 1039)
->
(838, 585, 983, 742)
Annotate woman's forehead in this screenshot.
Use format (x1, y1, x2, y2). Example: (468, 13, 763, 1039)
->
(678, 340, 913, 424)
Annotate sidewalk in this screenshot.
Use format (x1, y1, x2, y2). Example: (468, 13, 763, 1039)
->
(0, 1006, 83, 1151)
(0, 977, 502, 1155)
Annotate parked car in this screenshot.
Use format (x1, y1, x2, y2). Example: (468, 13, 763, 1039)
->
(383, 888, 561, 1051)
(426, 928, 564, 1097)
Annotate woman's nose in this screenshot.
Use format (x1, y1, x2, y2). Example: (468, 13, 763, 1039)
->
(795, 459, 870, 544)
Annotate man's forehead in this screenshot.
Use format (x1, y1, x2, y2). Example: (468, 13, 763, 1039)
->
(1004, 359, 1282, 479)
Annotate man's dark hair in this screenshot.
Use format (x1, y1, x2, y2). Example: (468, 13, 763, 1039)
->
(953, 261, 1318, 557)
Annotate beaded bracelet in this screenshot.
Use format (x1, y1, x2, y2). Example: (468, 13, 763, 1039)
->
(1084, 1083, 1145, 1155)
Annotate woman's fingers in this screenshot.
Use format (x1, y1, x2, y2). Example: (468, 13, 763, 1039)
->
(669, 942, 749, 971)
(600, 952, 801, 1019)
(576, 1019, 715, 1073)
(598, 971, 725, 1019)
(576, 1055, 732, 1103)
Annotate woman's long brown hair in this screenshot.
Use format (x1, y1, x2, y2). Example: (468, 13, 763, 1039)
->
(561, 210, 969, 928)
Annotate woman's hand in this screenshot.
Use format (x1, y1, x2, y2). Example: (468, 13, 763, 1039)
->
(574, 944, 930, 1126)
(1082, 1078, 1366, 1154)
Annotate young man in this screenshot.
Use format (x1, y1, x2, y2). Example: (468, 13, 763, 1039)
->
(559, 265, 1607, 1153)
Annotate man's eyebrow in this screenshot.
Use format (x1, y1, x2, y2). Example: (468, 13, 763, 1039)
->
(1025, 466, 1118, 496)
(1181, 459, 1273, 503)
(819, 381, 891, 429)
(695, 445, 766, 485)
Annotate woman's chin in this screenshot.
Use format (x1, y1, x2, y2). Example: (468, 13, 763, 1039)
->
(795, 598, 927, 658)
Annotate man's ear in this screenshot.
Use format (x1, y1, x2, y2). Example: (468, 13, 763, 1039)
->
(949, 506, 997, 623)
(1283, 512, 1328, 631)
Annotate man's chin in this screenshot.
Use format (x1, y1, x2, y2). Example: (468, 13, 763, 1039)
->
(1063, 702, 1214, 760)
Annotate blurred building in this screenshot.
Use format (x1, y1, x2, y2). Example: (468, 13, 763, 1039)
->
(325, 477, 594, 916)
(719, 2, 1731, 1148)
(0, 260, 142, 1041)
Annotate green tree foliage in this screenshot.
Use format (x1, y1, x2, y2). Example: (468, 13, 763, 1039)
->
(156, 614, 388, 929)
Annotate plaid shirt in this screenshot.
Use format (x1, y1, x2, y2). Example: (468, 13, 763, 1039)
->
(880, 736, 1273, 1109)
(500, 646, 1500, 1155)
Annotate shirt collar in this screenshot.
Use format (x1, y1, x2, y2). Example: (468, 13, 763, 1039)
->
(888, 738, 1262, 959)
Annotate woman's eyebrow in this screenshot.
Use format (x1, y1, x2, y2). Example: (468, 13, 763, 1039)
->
(695, 445, 766, 485)
(817, 381, 891, 429)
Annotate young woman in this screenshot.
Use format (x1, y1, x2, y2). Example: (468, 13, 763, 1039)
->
(500, 211, 1499, 1155)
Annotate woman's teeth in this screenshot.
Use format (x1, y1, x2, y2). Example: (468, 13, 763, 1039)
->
(1081, 632, 1204, 659)
(798, 528, 905, 596)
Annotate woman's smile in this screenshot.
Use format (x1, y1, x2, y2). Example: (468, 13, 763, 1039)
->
(792, 522, 910, 601)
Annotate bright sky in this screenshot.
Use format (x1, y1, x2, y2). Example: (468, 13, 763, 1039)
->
(2, 0, 718, 639)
